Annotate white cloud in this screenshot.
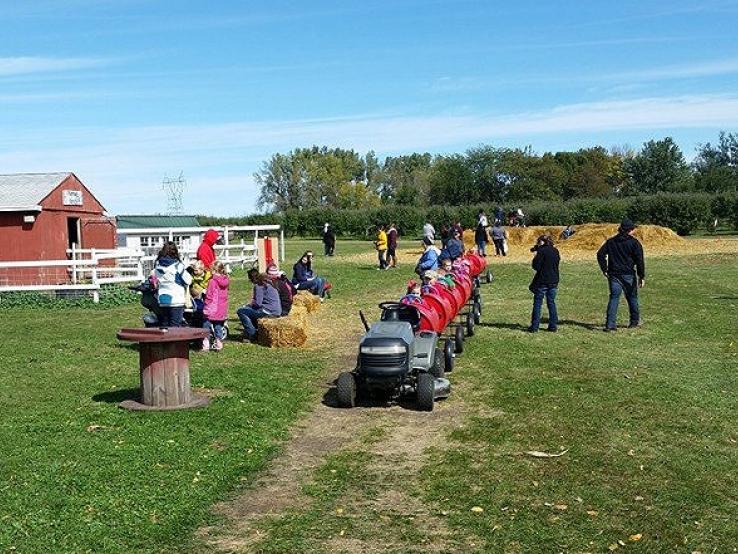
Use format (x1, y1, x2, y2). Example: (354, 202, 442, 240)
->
(2, 93, 738, 214)
(0, 56, 106, 77)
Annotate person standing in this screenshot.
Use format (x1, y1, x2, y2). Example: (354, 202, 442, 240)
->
(494, 205, 504, 225)
(597, 219, 645, 331)
(528, 235, 560, 333)
(423, 221, 435, 242)
(387, 223, 399, 268)
(196, 228, 221, 269)
(375, 225, 388, 270)
(322, 224, 336, 256)
(153, 242, 193, 328)
(475, 211, 490, 257)
(491, 222, 508, 256)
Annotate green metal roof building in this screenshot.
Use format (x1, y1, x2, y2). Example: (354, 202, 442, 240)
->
(116, 215, 200, 229)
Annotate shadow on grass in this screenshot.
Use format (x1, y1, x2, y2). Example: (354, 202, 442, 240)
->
(478, 319, 600, 331)
(322, 378, 422, 411)
(92, 388, 139, 404)
(713, 295, 738, 300)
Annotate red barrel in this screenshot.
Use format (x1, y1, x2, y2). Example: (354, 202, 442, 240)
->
(453, 273, 472, 302)
(464, 253, 485, 277)
(433, 284, 462, 317)
(421, 291, 454, 329)
(413, 302, 444, 333)
(449, 284, 467, 314)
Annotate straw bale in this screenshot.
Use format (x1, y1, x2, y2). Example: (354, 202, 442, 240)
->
(256, 309, 309, 348)
(465, 224, 685, 252)
(292, 291, 321, 313)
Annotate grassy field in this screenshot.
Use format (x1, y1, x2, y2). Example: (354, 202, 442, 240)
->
(1, 239, 737, 552)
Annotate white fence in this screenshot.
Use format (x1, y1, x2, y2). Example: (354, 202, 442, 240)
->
(0, 224, 282, 303)
(0, 251, 145, 303)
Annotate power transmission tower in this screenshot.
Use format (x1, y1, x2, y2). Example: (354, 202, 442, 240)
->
(162, 172, 186, 215)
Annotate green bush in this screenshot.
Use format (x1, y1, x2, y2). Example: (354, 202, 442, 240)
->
(0, 285, 139, 310)
(201, 192, 737, 237)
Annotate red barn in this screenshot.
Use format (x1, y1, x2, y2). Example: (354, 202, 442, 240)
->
(0, 173, 116, 285)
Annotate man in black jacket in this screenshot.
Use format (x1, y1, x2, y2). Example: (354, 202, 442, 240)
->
(528, 234, 560, 332)
(597, 219, 645, 331)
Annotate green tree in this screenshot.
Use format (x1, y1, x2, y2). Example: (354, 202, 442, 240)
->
(376, 153, 432, 204)
(623, 137, 693, 195)
(693, 132, 738, 193)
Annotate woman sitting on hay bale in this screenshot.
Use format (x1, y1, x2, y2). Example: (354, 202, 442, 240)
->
(237, 272, 282, 343)
(292, 251, 328, 300)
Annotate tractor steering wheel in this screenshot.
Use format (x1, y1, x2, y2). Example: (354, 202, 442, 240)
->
(378, 301, 406, 312)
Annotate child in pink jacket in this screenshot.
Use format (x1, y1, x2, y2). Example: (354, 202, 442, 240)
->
(202, 261, 230, 351)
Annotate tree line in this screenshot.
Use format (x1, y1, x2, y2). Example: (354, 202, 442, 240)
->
(255, 132, 738, 211)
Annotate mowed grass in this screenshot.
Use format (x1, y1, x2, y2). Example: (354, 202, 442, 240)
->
(1, 240, 737, 552)
(0, 240, 369, 553)
(420, 254, 738, 552)
(247, 250, 738, 553)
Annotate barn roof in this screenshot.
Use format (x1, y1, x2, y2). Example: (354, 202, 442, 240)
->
(116, 215, 201, 229)
(0, 172, 72, 210)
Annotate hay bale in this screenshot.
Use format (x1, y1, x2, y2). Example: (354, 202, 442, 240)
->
(255, 304, 311, 348)
(466, 224, 685, 253)
(292, 291, 321, 313)
(257, 314, 309, 348)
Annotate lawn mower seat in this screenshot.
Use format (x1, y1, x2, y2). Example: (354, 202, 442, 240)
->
(381, 304, 421, 332)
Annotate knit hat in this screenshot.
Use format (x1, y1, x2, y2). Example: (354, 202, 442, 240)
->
(619, 218, 636, 233)
(266, 264, 280, 278)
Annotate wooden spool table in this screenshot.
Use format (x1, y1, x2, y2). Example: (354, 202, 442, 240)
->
(116, 327, 210, 411)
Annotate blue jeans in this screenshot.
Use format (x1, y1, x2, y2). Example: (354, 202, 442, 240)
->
(606, 275, 639, 329)
(203, 319, 224, 340)
(378, 250, 387, 269)
(530, 285, 558, 331)
(296, 277, 325, 297)
(159, 306, 184, 328)
(237, 306, 270, 340)
(476, 240, 487, 256)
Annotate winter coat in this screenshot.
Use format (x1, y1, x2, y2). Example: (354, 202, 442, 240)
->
(251, 283, 282, 316)
(597, 233, 645, 278)
(203, 273, 229, 321)
(375, 230, 388, 251)
(417, 247, 440, 272)
(322, 230, 336, 247)
(443, 238, 464, 261)
(191, 269, 212, 297)
(529, 244, 560, 290)
(387, 228, 398, 249)
(273, 277, 294, 316)
(196, 229, 219, 268)
(491, 226, 507, 241)
(292, 261, 315, 285)
(154, 257, 193, 307)
(474, 223, 489, 244)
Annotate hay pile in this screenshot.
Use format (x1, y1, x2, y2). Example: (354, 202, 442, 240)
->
(256, 305, 310, 348)
(464, 224, 685, 252)
(292, 291, 321, 313)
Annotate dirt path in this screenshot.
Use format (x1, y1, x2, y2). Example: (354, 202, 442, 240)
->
(196, 337, 471, 552)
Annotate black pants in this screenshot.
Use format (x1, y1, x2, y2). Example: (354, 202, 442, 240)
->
(493, 239, 505, 256)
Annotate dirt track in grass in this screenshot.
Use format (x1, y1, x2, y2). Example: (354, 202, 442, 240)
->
(196, 339, 468, 552)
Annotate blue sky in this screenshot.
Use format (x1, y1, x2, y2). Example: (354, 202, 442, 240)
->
(2, 0, 738, 215)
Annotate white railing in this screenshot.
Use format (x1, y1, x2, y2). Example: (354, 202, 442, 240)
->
(0, 251, 145, 303)
(116, 224, 285, 265)
(0, 224, 282, 304)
